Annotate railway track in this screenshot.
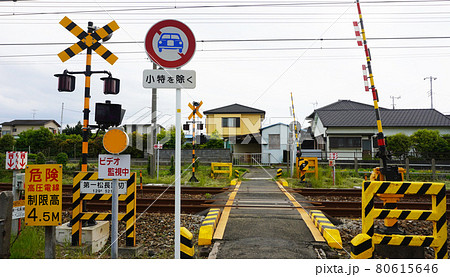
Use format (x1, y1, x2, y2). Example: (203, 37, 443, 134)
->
(0, 183, 229, 195)
(5, 182, 449, 218)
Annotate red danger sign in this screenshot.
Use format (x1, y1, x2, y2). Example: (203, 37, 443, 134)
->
(145, 19, 196, 68)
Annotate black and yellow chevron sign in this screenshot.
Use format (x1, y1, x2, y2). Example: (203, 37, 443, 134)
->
(188, 101, 203, 120)
(58, 16, 119, 65)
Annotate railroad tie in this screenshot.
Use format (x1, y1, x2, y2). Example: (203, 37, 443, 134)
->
(309, 210, 343, 249)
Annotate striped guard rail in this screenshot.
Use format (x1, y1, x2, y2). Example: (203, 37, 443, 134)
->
(71, 172, 137, 247)
(353, 181, 448, 259)
(310, 210, 343, 249)
(181, 227, 195, 258)
(198, 208, 222, 246)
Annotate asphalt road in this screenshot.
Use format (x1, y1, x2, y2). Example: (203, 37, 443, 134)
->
(213, 167, 320, 259)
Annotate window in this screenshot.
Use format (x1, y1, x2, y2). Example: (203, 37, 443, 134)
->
(329, 137, 361, 148)
(269, 134, 280, 150)
(222, 117, 240, 128)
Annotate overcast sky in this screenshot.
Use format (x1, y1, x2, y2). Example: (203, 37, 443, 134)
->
(1, 0, 450, 132)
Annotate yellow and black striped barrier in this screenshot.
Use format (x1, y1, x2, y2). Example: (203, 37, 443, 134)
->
(71, 172, 137, 247)
(277, 168, 282, 178)
(309, 210, 343, 249)
(351, 233, 373, 259)
(234, 170, 240, 178)
(351, 181, 448, 259)
(180, 227, 195, 258)
(198, 208, 222, 246)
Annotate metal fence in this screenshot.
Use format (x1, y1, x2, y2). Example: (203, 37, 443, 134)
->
(232, 153, 272, 166)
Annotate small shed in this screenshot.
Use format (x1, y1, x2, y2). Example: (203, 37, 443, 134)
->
(261, 123, 290, 165)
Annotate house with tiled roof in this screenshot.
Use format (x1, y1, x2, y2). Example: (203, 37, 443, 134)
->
(204, 103, 265, 153)
(1, 119, 61, 137)
(306, 100, 450, 159)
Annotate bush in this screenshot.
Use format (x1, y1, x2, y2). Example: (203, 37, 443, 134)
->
(35, 152, 46, 164)
(56, 152, 69, 166)
(169, 155, 175, 175)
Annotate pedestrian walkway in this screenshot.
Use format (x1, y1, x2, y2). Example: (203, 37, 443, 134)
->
(212, 167, 324, 259)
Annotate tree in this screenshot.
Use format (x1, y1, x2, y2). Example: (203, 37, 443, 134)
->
(36, 152, 46, 164)
(156, 126, 185, 149)
(386, 133, 411, 160)
(15, 127, 54, 155)
(410, 129, 448, 159)
(62, 121, 84, 136)
(56, 152, 69, 167)
(0, 134, 15, 152)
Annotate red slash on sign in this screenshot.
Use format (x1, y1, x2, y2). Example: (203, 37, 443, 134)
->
(144, 20, 196, 69)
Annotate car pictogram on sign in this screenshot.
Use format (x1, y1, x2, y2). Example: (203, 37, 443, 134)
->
(158, 33, 184, 53)
(145, 19, 195, 68)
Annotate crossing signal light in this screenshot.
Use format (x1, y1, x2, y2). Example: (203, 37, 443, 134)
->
(101, 76, 120, 95)
(54, 71, 75, 92)
(95, 101, 125, 129)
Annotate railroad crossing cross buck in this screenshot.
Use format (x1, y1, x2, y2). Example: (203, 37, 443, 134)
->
(187, 101, 203, 183)
(58, 16, 119, 65)
(56, 16, 120, 247)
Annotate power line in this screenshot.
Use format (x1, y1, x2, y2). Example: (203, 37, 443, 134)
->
(2, 35, 450, 47)
(2, 0, 450, 17)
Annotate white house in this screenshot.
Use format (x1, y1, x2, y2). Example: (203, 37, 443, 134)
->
(261, 123, 290, 164)
(306, 100, 450, 160)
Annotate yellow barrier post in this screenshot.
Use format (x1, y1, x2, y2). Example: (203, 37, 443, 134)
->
(210, 162, 232, 179)
(310, 210, 343, 249)
(198, 208, 222, 246)
(180, 227, 195, 258)
(355, 181, 448, 259)
(277, 168, 282, 178)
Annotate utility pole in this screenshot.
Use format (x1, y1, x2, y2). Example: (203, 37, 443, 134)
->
(424, 76, 437, 109)
(60, 102, 64, 133)
(390, 96, 400, 109)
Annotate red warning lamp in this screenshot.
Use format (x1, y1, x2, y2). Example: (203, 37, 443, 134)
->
(54, 71, 76, 92)
(101, 76, 120, 95)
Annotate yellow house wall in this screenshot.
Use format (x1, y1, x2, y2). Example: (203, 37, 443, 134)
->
(206, 113, 263, 137)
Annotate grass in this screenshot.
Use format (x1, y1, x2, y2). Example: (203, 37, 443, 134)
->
(10, 226, 45, 258)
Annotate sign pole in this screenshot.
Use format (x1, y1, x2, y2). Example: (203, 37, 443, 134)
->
(333, 164, 335, 186)
(175, 87, 181, 259)
(111, 177, 119, 259)
(11, 170, 19, 235)
(44, 226, 56, 259)
(157, 141, 160, 181)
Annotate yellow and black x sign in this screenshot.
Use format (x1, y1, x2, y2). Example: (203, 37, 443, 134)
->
(58, 16, 119, 65)
(188, 101, 203, 120)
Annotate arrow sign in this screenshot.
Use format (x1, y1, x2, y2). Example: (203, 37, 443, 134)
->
(142, 69, 196, 89)
(5, 151, 27, 170)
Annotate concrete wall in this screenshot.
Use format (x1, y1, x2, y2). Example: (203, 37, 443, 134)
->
(158, 148, 232, 164)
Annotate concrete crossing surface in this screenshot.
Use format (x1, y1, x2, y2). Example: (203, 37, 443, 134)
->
(211, 167, 325, 259)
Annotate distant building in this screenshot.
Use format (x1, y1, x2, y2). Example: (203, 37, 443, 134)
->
(1, 119, 61, 137)
(261, 123, 290, 164)
(306, 100, 450, 159)
(204, 103, 265, 153)
(122, 123, 164, 136)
